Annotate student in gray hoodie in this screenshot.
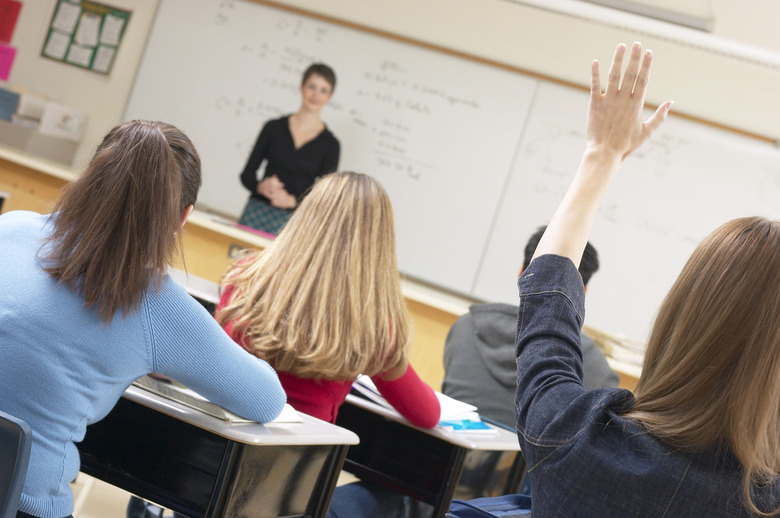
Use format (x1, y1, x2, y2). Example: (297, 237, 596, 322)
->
(442, 226, 619, 428)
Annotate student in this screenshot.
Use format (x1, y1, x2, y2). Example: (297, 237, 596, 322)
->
(442, 226, 618, 429)
(238, 63, 341, 235)
(511, 42, 780, 517)
(218, 171, 439, 426)
(216, 171, 440, 518)
(0, 120, 286, 518)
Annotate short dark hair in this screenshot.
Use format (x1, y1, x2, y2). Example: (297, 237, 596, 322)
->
(302, 63, 336, 92)
(523, 225, 599, 286)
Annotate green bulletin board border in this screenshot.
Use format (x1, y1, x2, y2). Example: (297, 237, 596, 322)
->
(41, 0, 131, 75)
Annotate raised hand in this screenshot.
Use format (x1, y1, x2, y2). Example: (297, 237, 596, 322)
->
(529, 43, 672, 269)
(587, 42, 672, 164)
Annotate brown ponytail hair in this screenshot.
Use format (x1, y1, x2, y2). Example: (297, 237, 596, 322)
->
(41, 120, 202, 322)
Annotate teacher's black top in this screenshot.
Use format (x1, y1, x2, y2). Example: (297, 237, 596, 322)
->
(240, 115, 340, 204)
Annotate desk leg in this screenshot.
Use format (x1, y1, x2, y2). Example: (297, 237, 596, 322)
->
(205, 442, 242, 517)
(337, 402, 472, 518)
(430, 448, 466, 518)
(306, 445, 350, 518)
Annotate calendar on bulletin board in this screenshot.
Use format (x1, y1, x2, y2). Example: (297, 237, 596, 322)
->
(41, 0, 131, 75)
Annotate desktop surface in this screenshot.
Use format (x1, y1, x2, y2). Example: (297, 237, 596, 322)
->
(79, 380, 358, 518)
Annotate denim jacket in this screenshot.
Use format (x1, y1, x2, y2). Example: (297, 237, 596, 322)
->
(515, 254, 772, 517)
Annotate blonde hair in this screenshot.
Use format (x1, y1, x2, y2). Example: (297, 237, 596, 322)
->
(216, 171, 411, 381)
(626, 216, 780, 515)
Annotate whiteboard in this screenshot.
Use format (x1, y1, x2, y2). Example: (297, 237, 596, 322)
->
(126, 0, 780, 342)
(474, 82, 780, 342)
(123, 0, 537, 294)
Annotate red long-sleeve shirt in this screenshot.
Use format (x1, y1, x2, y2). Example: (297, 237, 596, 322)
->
(218, 288, 441, 427)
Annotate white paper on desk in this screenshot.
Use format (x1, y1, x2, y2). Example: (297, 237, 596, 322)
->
(353, 375, 478, 421)
(352, 375, 393, 410)
(271, 404, 303, 423)
(133, 376, 303, 424)
(38, 102, 87, 143)
(171, 385, 302, 423)
(436, 391, 478, 420)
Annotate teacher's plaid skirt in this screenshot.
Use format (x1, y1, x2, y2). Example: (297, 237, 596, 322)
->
(238, 197, 293, 236)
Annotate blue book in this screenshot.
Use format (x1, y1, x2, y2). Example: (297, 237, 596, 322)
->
(0, 87, 19, 121)
(439, 418, 495, 433)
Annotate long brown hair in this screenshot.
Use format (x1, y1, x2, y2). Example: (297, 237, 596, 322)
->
(626, 216, 780, 515)
(216, 171, 411, 381)
(41, 120, 202, 322)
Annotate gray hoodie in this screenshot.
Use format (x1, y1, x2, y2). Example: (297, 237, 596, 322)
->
(442, 302, 620, 427)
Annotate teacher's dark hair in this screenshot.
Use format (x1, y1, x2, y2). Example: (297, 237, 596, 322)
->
(41, 120, 202, 322)
(302, 63, 336, 92)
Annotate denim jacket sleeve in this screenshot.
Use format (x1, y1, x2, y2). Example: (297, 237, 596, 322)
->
(515, 255, 593, 450)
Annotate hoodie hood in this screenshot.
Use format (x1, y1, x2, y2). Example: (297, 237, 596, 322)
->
(467, 302, 520, 389)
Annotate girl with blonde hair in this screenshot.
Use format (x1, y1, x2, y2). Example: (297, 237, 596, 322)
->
(508, 41, 780, 517)
(217, 171, 440, 427)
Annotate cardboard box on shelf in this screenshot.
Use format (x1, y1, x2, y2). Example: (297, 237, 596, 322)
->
(0, 94, 84, 165)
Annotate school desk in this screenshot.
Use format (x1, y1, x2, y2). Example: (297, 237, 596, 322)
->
(78, 379, 359, 518)
(335, 393, 524, 518)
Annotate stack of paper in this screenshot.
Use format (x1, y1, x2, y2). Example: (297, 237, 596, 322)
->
(133, 375, 301, 424)
(352, 375, 496, 433)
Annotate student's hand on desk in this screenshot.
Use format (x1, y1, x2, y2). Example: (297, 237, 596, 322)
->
(586, 42, 672, 165)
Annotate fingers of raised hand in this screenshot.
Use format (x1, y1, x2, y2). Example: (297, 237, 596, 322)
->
(590, 60, 601, 99)
(620, 101, 672, 160)
(642, 100, 673, 137)
(632, 49, 653, 99)
(605, 43, 626, 94)
(621, 42, 643, 92)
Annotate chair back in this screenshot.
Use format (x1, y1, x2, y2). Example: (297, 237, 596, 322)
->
(0, 410, 32, 518)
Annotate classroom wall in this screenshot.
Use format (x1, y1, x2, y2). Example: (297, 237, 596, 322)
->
(3, 0, 779, 167)
(2, 0, 160, 166)
(267, 0, 780, 140)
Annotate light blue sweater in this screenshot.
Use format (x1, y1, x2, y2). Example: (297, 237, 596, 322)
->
(0, 211, 286, 518)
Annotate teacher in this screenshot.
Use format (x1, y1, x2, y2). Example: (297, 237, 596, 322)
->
(238, 63, 341, 235)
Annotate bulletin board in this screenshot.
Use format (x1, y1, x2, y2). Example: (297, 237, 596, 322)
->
(41, 0, 131, 75)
